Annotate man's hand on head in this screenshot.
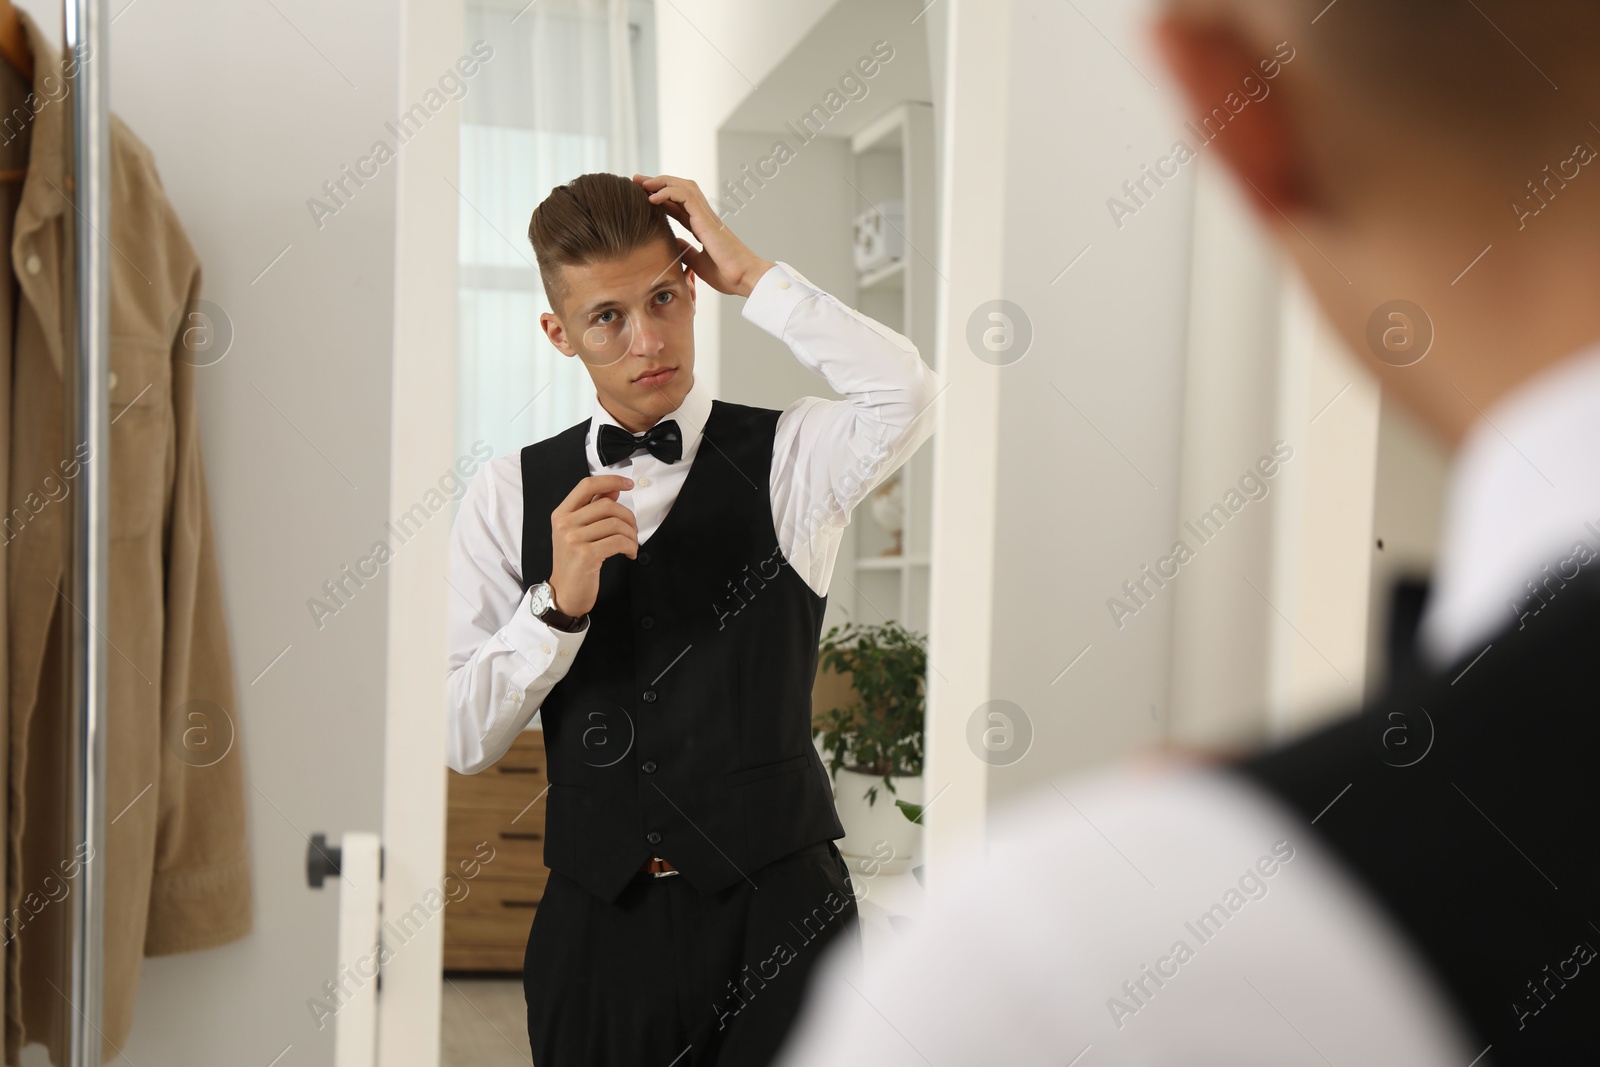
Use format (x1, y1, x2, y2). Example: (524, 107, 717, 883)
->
(632, 173, 775, 298)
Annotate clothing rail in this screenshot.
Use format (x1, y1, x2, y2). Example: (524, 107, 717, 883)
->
(64, 0, 110, 1064)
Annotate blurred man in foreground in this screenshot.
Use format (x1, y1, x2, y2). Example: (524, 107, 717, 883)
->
(778, 0, 1600, 1063)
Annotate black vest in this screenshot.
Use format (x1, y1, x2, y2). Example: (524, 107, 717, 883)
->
(1234, 567, 1600, 1064)
(519, 399, 845, 903)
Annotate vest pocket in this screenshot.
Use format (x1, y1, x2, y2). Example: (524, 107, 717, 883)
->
(724, 753, 809, 787)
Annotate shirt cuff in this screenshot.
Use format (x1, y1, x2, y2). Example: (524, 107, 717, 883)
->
(501, 585, 589, 686)
(742, 260, 816, 341)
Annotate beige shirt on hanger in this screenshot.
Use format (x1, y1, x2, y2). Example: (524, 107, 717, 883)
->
(2, 8, 252, 1063)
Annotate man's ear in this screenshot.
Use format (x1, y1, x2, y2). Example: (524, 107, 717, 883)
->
(540, 310, 578, 357)
(1151, 13, 1307, 216)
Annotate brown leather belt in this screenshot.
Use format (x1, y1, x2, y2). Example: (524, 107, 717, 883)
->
(640, 856, 680, 878)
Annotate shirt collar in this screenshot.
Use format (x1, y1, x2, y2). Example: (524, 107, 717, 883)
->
(585, 368, 712, 472)
(1418, 339, 1600, 666)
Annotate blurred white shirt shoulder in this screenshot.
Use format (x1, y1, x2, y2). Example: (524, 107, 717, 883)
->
(776, 765, 1477, 1067)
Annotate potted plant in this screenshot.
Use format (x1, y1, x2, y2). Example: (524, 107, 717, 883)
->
(812, 620, 926, 872)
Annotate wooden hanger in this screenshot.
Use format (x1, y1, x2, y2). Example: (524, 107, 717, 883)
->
(0, 0, 33, 184)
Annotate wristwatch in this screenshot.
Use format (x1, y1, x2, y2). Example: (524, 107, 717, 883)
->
(529, 580, 586, 632)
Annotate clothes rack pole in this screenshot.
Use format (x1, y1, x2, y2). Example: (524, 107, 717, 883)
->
(63, 0, 110, 1063)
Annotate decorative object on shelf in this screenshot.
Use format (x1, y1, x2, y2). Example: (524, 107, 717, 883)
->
(812, 620, 926, 871)
(868, 471, 905, 555)
(852, 199, 906, 274)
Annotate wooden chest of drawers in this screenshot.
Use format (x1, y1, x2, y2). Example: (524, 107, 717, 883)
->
(442, 728, 550, 972)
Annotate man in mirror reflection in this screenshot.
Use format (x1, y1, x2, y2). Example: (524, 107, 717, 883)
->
(446, 171, 943, 1065)
(778, 0, 1600, 1063)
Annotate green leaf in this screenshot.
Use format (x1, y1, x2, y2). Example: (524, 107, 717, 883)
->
(895, 799, 925, 824)
(812, 621, 928, 783)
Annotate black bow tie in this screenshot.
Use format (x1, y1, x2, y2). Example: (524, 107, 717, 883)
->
(598, 419, 683, 467)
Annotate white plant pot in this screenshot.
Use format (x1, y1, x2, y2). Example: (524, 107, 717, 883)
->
(830, 767, 922, 875)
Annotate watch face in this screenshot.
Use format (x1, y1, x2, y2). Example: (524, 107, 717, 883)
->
(531, 582, 552, 614)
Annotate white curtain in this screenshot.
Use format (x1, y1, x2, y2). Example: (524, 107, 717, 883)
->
(457, 0, 651, 469)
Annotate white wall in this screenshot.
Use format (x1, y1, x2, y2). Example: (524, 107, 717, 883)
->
(1165, 160, 1283, 748)
(983, 0, 1394, 799)
(1266, 274, 1382, 735)
(983, 0, 1197, 813)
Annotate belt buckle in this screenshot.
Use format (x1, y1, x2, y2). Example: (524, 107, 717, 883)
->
(648, 856, 680, 878)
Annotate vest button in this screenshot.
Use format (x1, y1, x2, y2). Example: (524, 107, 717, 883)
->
(642, 689, 657, 702)
(638, 550, 651, 566)
(640, 615, 654, 629)
(646, 831, 662, 846)
(641, 760, 658, 774)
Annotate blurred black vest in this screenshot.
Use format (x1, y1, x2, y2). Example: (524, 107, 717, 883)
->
(520, 399, 844, 902)
(1235, 569, 1600, 1062)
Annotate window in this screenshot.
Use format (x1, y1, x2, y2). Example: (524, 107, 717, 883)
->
(456, 0, 659, 472)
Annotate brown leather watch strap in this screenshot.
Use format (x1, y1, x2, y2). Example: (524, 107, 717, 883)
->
(537, 581, 586, 632)
(541, 605, 585, 632)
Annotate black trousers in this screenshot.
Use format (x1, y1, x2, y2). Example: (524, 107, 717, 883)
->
(523, 841, 860, 1067)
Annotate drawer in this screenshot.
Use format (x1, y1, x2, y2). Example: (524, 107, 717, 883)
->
(497, 729, 547, 772)
(448, 731, 548, 814)
(442, 875, 546, 948)
(448, 866, 549, 916)
(446, 809, 547, 883)
(443, 939, 526, 973)
(444, 729, 549, 974)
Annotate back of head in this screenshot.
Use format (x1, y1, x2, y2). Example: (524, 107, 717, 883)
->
(1158, 0, 1600, 446)
(527, 172, 677, 319)
(1296, 0, 1600, 150)
(1166, 0, 1600, 152)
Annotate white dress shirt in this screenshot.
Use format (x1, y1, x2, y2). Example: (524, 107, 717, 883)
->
(1418, 339, 1600, 667)
(446, 260, 943, 775)
(776, 768, 1480, 1067)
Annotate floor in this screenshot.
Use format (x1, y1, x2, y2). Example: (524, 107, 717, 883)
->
(850, 868, 925, 972)
(441, 975, 533, 1067)
(440, 867, 925, 1064)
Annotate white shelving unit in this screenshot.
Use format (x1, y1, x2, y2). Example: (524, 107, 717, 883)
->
(842, 101, 939, 638)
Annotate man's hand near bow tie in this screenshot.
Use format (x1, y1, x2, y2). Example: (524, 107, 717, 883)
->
(549, 474, 639, 617)
(631, 173, 775, 298)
